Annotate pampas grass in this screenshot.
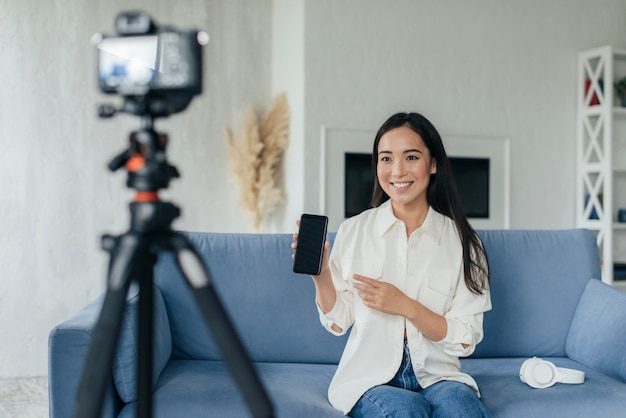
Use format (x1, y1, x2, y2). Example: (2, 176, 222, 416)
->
(225, 93, 290, 231)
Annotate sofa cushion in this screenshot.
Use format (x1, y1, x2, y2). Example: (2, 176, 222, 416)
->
(473, 229, 601, 358)
(113, 284, 172, 403)
(566, 279, 626, 382)
(117, 360, 344, 418)
(461, 357, 626, 417)
(154, 232, 348, 364)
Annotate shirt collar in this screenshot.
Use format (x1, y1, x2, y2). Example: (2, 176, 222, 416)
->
(375, 200, 446, 245)
(375, 200, 397, 237)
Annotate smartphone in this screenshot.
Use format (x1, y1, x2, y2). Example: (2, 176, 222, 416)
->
(293, 214, 328, 275)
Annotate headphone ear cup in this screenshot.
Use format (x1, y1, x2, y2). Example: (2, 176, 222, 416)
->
(519, 358, 533, 383)
(520, 357, 558, 389)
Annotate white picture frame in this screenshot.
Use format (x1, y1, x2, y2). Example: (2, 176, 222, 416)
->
(320, 126, 510, 232)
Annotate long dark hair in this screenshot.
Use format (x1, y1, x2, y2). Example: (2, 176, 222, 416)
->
(371, 112, 489, 295)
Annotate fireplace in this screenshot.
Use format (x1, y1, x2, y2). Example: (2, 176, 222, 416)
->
(322, 127, 510, 231)
(344, 153, 490, 219)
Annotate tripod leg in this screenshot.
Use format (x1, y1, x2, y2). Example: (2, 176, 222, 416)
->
(170, 233, 274, 418)
(137, 260, 155, 418)
(73, 233, 146, 418)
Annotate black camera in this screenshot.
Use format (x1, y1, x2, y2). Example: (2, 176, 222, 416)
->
(94, 11, 209, 117)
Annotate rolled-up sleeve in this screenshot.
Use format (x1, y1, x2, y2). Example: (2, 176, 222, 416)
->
(316, 224, 355, 336)
(436, 288, 491, 357)
(317, 292, 352, 336)
(438, 314, 484, 356)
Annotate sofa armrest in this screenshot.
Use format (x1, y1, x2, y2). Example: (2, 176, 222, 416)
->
(566, 279, 626, 382)
(48, 283, 172, 417)
(48, 295, 120, 418)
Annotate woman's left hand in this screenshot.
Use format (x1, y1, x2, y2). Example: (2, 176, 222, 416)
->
(354, 275, 449, 342)
(352, 275, 410, 316)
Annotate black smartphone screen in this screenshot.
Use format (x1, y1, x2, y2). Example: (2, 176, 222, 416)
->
(293, 214, 328, 275)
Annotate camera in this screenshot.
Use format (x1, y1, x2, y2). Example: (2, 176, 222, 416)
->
(94, 11, 209, 117)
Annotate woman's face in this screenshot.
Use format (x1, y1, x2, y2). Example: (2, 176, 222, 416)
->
(376, 125, 436, 210)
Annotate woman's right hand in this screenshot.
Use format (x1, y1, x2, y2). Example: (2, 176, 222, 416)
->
(292, 221, 339, 329)
(291, 220, 331, 280)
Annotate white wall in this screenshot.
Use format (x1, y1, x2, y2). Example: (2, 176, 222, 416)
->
(3, 0, 626, 378)
(270, 0, 305, 232)
(302, 0, 626, 229)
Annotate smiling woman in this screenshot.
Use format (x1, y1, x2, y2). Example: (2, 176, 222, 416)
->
(297, 112, 492, 417)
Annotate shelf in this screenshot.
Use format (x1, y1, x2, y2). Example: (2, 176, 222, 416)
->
(582, 106, 626, 116)
(578, 46, 626, 285)
(582, 107, 604, 116)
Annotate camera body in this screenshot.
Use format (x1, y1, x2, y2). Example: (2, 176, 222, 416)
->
(95, 11, 206, 116)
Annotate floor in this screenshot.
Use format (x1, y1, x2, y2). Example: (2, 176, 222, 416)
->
(0, 377, 48, 418)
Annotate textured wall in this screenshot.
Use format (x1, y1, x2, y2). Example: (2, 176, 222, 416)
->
(0, 0, 271, 376)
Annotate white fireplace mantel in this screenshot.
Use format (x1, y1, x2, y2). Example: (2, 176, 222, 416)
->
(320, 126, 510, 232)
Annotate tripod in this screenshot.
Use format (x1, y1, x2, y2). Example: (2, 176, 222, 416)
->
(73, 114, 274, 418)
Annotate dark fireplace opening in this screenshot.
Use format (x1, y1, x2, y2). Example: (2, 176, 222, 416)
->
(345, 153, 374, 218)
(344, 153, 490, 219)
(449, 157, 490, 218)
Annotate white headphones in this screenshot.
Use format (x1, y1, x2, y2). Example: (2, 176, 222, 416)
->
(519, 357, 585, 389)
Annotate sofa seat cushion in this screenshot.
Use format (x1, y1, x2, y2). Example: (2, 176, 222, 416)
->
(461, 357, 626, 417)
(118, 360, 344, 417)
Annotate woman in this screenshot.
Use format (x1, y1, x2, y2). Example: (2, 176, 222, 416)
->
(293, 112, 492, 417)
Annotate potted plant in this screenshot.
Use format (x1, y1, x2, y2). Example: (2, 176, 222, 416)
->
(614, 76, 626, 106)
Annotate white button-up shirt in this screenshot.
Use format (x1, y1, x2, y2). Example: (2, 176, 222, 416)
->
(318, 201, 492, 414)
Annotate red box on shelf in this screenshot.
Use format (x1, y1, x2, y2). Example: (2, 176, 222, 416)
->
(584, 78, 603, 106)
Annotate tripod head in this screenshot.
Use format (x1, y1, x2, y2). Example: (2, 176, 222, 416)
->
(103, 113, 182, 234)
(107, 114, 179, 194)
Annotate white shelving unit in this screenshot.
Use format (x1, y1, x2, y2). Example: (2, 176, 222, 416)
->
(577, 46, 626, 291)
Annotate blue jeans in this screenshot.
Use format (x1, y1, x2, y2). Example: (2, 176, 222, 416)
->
(349, 340, 492, 418)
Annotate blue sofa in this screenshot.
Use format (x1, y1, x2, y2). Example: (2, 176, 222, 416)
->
(49, 229, 626, 417)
